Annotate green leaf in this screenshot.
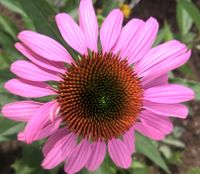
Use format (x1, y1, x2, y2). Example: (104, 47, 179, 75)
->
(159, 145, 172, 159)
(135, 133, 170, 174)
(22, 16, 35, 30)
(16, 0, 60, 40)
(0, 30, 21, 61)
(154, 22, 174, 45)
(162, 139, 185, 148)
(167, 151, 183, 165)
(0, 14, 19, 39)
(179, 0, 200, 32)
(12, 143, 53, 174)
(0, 117, 23, 142)
(176, 0, 193, 37)
(154, 29, 166, 45)
(173, 126, 185, 138)
(163, 21, 174, 41)
(16, 0, 77, 58)
(0, 52, 10, 69)
(12, 160, 35, 174)
(178, 64, 194, 78)
(101, 0, 119, 16)
(0, 118, 17, 134)
(59, 0, 79, 19)
(0, 68, 14, 82)
(97, 15, 105, 27)
(1, 122, 24, 137)
(132, 161, 146, 168)
(0, 0, 26, 16)
(0, 0, 35, 34)
(130, 160, 150, 174)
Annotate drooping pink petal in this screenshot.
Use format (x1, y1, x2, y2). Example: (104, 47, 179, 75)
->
(15, 42, 65, 73)
(134, 122, 165, 140)
(4, 79, 56, 98)
(100, 9, 123, 53)
(136, 42, 191, 85)
(56, 13, 88, 55)
(18, 31, 73, 64)
(50, 102, 60, 122)
(123, 128, 135, 154)
(86, 141, 106, 171)
(43, 128, 69, 156)
(142, 74, 168, 89)
(136, 40, 187, 76)
(64, 139, 91, 174)
(18, 118, 61, 142)
(11, 60, 61, 82)
(139, 110, 173, 135)
(143, 101, 189, 118)
(23, 100, 57, 144)
(1, 101, 43, 122)
(127, 17, 159, 64)
(33, 118, 61, 141)
(108, 139, 132, 168)
(79, 0, 98, 52)
(113, 18, 144, 58)
(42, 132, 76, 169)
(144, 84, 195, 104)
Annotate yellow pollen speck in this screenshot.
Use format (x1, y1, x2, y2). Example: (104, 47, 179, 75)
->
(120, 4, 132, 18)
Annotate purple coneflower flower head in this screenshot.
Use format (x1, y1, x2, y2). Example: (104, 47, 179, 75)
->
(1, 0, 194, 173)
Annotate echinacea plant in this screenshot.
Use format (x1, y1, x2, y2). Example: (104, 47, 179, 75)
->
(1, 0, 194, 173)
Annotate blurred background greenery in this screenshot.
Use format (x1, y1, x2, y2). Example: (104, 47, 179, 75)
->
(0, 0, 200, 174)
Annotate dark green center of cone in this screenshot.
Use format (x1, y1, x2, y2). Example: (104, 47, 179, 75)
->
(80, 73, 125, 119)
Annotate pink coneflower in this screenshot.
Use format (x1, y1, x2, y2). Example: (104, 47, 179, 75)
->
(1, 0, 194, 173)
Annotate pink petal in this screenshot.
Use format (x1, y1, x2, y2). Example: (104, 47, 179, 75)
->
(18, 31, 73, 64)
(1, 101, 43, 122)
(64, 139, 91, 174)
(24, 100, 57, 144)
(42, 132, 76, 169)
(100, 9, 123, 53)
(113, 18, 145, 58)
(139, 110, 173, 135)
(79, 0, 98, 52)
(50, 102, 60, 122)
(33, 118, 61, 141)
(136, 42, 191, 85)
(86, 141, 106, 171)
(108, 139, 132, 168)
(127, 17, 159, 64)
(4, 79, 56, 98)
(18, 118, 61, 142)
(56, 13, 87, 55)
(142, 74, 168, 89)
(136, 40, 187, 75)
(11, 60, 61, 82)
(144, 84, 195, 104)
(15, 42, 65, 73)
(134, 122, 165, 140)
(143, 101, 189, 119)
(43, 128, 69, 156)
(123, 128, 135, 154)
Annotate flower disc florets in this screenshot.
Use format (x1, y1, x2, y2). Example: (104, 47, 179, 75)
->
(58, 52, 143, 141)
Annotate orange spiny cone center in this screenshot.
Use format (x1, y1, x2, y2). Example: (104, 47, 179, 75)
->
(57, 52, 143, 141)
